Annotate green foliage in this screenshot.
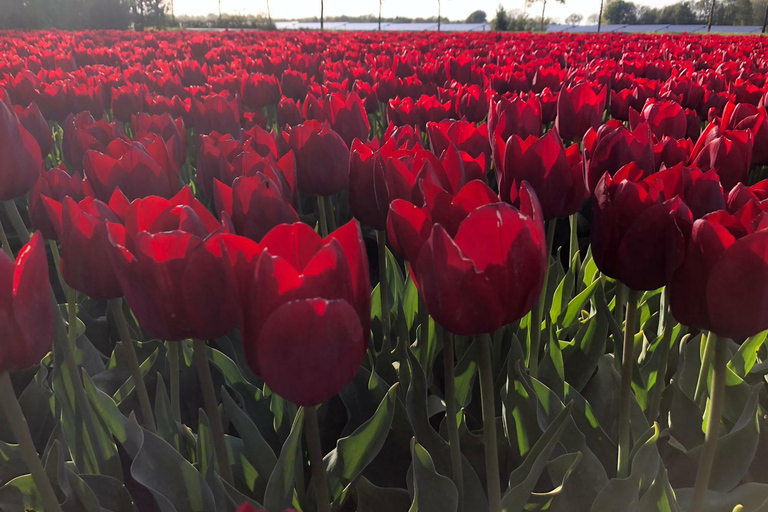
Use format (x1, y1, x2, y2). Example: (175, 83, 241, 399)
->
(466, 10, 487, 23)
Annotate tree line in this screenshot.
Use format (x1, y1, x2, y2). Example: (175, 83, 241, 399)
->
(0, 0, 168, 30)
(601, 0, 765, 25)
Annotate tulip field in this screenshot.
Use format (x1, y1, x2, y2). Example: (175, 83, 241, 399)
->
(1, 28, 768, 512)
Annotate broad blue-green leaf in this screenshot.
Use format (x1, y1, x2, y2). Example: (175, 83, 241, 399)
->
(356, 476, 411, 512)
(264, 407, 304, 512)
(81, 475, 139, 512)
(729, 331, 767, 379)
(113, 346, 159, 405)
(409, 441, 458, 512)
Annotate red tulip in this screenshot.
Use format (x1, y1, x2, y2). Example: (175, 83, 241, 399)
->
(722, 101, 768, 166)
(591, 163, 694, 291)
(488, 94, 543, 142)
(244, 221, 370, 406)
(555, 83, 606, 142)
(427, 119, 490, 172)
(83, 138, 181, 201)
(241, 73, 281, 110)
(277, 98, 304, 127)
(654, 136, 693, 172)
(192, 94, 242, 141)
(44, 196, 124, 299)
(670, 203, 768, 340)
(0, 100, 43, 201)
(244, 124, 279, 159)
(280, 70, 308, 101)
(28, 166, 93, 240)
(14, 103, 52, 157)
(454, 84, 488, 123)
(727, 181, 768, 213)
(583, 120, 655, 194)
(629, 99, 688, 141)
(133, 113, 188, 168)
(691, 124, 753, 192)
(111, 84, 146, 123)
(501, 130, 586, 220)
(326, 92, 370, 147)
(0, 233, 55, 374)
(289, 120, 350, 196)
(63, 112, 123, 173)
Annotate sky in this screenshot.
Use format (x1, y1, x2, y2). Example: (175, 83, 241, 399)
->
(173, 0, 679, 24)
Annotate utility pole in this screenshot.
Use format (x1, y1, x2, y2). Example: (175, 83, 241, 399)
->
(379, 0, 382, 30)
(321, 0, 324, 30)
(266, 0, 272, 21)
(762, 1, 767, 33)
(540, 0, 547, 31)
(597, 0, 604, 32)
(437, 0, 441, 31)
(218, 0, 222, 24)
(707, 0, 715, 32)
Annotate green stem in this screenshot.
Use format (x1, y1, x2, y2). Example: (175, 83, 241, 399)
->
(377, 230, 390, 353)
(694, 331, 716, 409)
(646, 289, 673, 423)
(569, 212, 580, 271)
(193, 338, 233, 484)
(0, 216, 12, 257)
(110, 299, 156, 433)
(48, 241, 66, 294)
(617, 287, 639, 479)
(477, 334, 501, 512)
(528, 220, 556, 379)
(322, 195, 337, 232)
(316, 196, 329, 237)
(418, 294, 430, 376)
(442, 327, 464, 512)
(690, 335, 728, 512)
(305, 406, 331, 512)
(3, 200, 30, 244)
(0, 372, 63, 512)
(167, 341, 181, 423)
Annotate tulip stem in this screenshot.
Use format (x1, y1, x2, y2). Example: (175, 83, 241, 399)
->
(690, 335, 727, 512)
(528, 220, 556, 379)
(316, 196, 329, 237)
(477, 333, 502, 512)
(304, 406, 331, 512)
(110, 299, 157, 433)
(569, 212, 580, 274)
(323, 195, 337, 232)
(377, 230, 390, 353)
(646, 290, 673, 424)
(442, 327, 464, 512)
(193, 338, 233, 485)
(0, 372, 63, 512)
(617, 287, 639, 479)
(418, 294, 431, 376)
(3, 200, 30, 245)
(167, 341, 181, 423)
(0, 216, 12, 257)
(694, 331, 716, 409)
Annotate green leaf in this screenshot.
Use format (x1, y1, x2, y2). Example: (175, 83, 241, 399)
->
(729, 330, 767, 379)
(502, 402, 573, 512)
(197, 409, 232, 512)
(409, 441, 458, 512)
(112, 346, 159, 405)
(80, 475, 139, 512)
(356, 476, 411, 512)
(325, 383, 398, 504)
(676, 483, 768, 512)
(264, 407, 304, 512)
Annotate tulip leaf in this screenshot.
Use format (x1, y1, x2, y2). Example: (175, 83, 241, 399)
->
(356, 476, 411, 512)
(80, 474, 139, 512)
(728, 330, 767, 379)
(562, 277, 602, 328)
(501, 402, 572, 512)
(0, 474, 46, 511)
(325, 383, 398, 504)
(264, 407, 304, 512)
(0, 441, 26, 487)
(637, 461, 679, 512)
(525, 451, 582, 511)
(112, 346, 159, 405)
(409, 440, 458, 512)
(676, 483, 768, 512)
(197, 409, 232, 512)
(550, 265, 576, 326)
(403, 273, 420, 335)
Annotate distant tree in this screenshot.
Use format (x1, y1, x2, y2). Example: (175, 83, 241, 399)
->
(526, 0, 566, 31)
(91, 0, 131, 28)
(565, 12, 583, 24)
(492, 4, 509, 30)
(587, 12, 600, 22)
(466, 9, 487, 22)
(603, 0, 638, 23)
(133, 0, 168, 29)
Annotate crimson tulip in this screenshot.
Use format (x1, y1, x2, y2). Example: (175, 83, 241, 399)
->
(241, 73, 281, 110)
(243, 221, 370, 406)
(28, 166, 92, 240)
(555, 83, 606, 142)
(0, 100, 43, 201)
(0, 233, 55, 374)
(583, 120, 655, 194)
(488, 95, 542, 142)
(722, 101, 768, 166)
(691, 124, 753, 192)
(14, 103, 52, 157)
(629, 99, 688, 141)
(427, 119, 490, 172)
(289, 120, 349, 196)
(133, 113, 187, 168)
(325, 92, 370, 147)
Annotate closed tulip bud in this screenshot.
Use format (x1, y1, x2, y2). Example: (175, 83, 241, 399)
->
(63, 112, 123, 173)
(111, 84, 145, 123)
(629, 99, 688, 141)
(583, 120, 655, 194)
(722, 101, 768, 166)
(488, 95, 543, 142)
(28, 166, 92, 240)
(14, 103, 52, 157)
(501, 130, 586, 220)
(276, 98, 304, 128)
(243, 221, 370, 406)
(192, 94, 242, 141)
(654, 136, 693, 172)
(427, 119, 491, 171)
(555, 83, 607, 142)
(591, 163, 694, 291)
(289, 120, 350, 196)
(241, 73, 281, 110)
(326, 92, 370, 148)
(0, 233, 55, 374)
(133, 113, 187, 168)
(0, 101, 43, 201)
(691, 124, 753, 192)
(670, 204, 768, 340)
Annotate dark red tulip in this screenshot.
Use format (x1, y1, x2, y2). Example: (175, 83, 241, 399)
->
(111, 84, 145, 123)
(14, 103, 52, 157)
(0, 100, 43, 201)
(629, 99, 687, 141)
(654, 136, 693, 172)
(326, 92, 370, 147)
(488, 95, 542, 142)
(691, 124, 753, 192)
(106, 223, 240, 342)
(192, 94, 242, 141)
(277, 98, 304, 127)
(133, 113, 187, 168)
(63, 112, 123, 173)
(244, 124, 279, 159)
(555, 83, 606, 142)
(213, 175, 299, 242)
(722, 101, 768, 166)
(404, 182, 546, 335)
(591, 163, 694, 291)
(36, 82, 70, 122)
(28, 166, 92, 240)
(427, 119, 490, 171)
(501, 130, 586, 220)
(583, 120, 655, 194)
(241, 73, 281, 110)
(727, 181, 768, 213)
(670, 204, 768, 340)
(244, 221, 370, 406)
(349, 139, 392, 231)
(280, 70, 308, 101)
(83, 138, 181, 202)
(454, 84, 488, 124)
(0, 233, 55, 374)
(289, 120, 349, 196)
(44, 196, 124, 299)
